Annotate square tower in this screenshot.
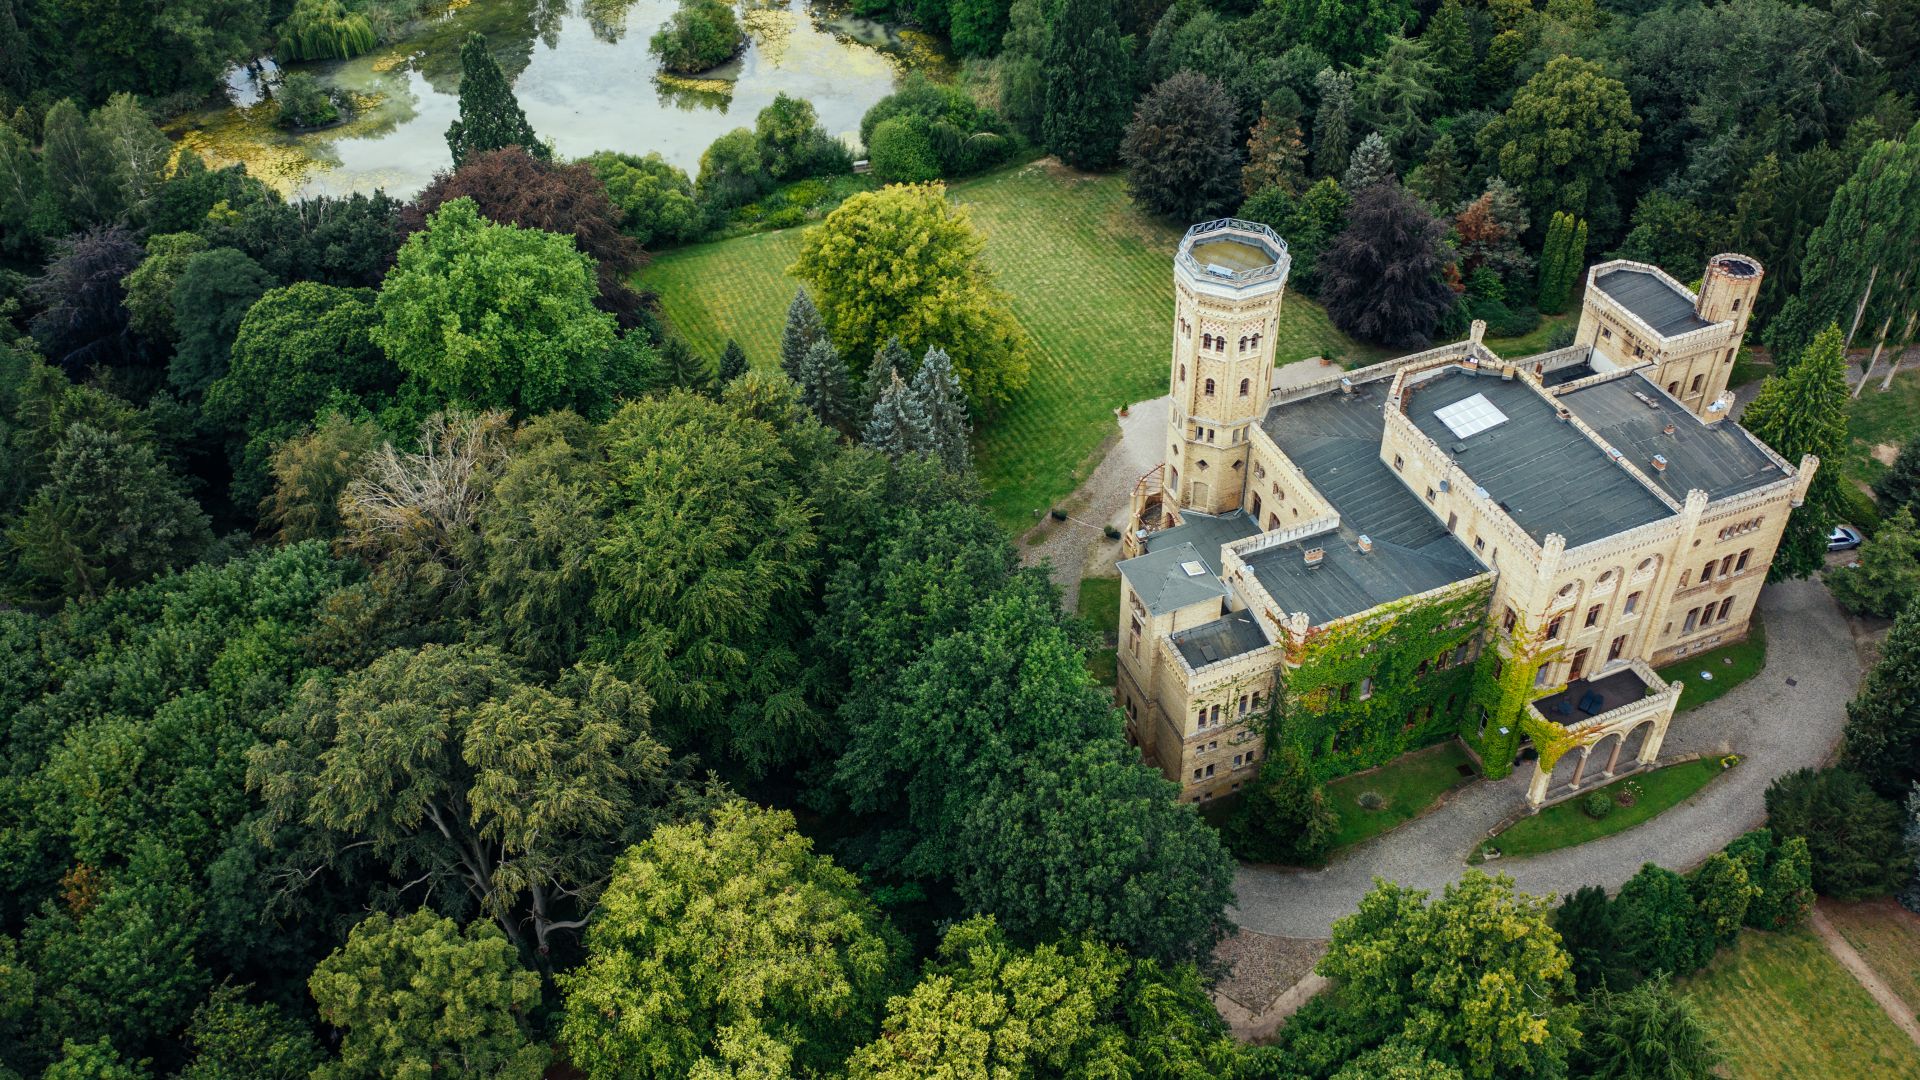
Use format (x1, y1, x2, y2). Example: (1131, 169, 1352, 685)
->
(1165, 220, 1291, 515)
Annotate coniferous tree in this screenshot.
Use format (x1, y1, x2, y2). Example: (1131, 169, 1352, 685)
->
(1318, 183, 1455, 347)
(716, 338, 749, 384)
(445, 34, 548, 167)
(1312, 68, 1356, 179)
(1554, 886, 1633, 993)
(1342, 131, 1395, 192)
(654, 336, 715, 396)
(1766, 767, 1910, 900)
(1537, 211, 1587, 314)
(1844, 599, 1920, 798)
(911, 346, 972, 472)
(1406, 131, 1463, 211)
(1569, 976, 1724, 1080)
(860, 336, 911, 418)
(1243, 102, 1308, 197)
(1874, 438, 1920, 513)
(862, 371, 935, 458)
(1423, 0, 1474, 109)
(1354, 35, 1440, 158)
(1828, 507, 1920, 618)
(1040, 0, 1135, 169)
(796, 337, 852, 428)
(780, 287, 825, 380)
(1742, 324, 1851, 579)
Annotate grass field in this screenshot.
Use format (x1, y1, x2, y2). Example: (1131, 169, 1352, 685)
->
(1656, 616, 1767, 712)
(1479, 757, 1725, 860)
(1078, 576, 1122, 687)
(1843, 366, 1920, 495)
(1823, 898, 1920, 1019)
(1685, 928, 1920, 1080)
(637, 160, 1388, 531)
(1324, 741, 1475, 851)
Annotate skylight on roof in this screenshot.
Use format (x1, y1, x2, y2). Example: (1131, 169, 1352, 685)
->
(1180, 560, 1208, 577)
(1434, 393, 1509, 440)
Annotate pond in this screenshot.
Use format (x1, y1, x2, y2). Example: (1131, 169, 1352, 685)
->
(170, 0, 947, 199)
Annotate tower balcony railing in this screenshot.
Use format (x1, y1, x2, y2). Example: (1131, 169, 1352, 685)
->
(1175, 219, 1292, 286)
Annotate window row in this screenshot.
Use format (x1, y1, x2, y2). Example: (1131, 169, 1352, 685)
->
(1195, 692, 1263, 729)
(1682, 549, 1752, 587)
(1198, 332, 1263, 353)
(1717, 519, 1763, 542)
(1681, 596, 1739, 634)
(1202, 377, 1253, 397)
(1190, 750, 1259, 782)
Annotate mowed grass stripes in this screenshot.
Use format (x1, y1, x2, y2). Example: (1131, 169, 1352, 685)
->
(637, 160, 1386, 532)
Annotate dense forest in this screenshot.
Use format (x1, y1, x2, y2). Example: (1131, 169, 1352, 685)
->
(1, 0, 1919, 1074)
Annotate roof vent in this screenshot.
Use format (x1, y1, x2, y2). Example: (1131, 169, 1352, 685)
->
(1304, 547, 1326, 568)
(1339, 376, 1354, 394)
(1180, 560, 1207, 577)
(1357, 535, 1374, 554)
(1662, 424, 1676, 436)
(1651, 454, 1668, 472)
(1631, 390, 1661, 409)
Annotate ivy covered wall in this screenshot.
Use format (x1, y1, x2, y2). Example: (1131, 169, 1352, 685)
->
(1463, 619, 1567, 779)
(1267, 581, 1494, 781)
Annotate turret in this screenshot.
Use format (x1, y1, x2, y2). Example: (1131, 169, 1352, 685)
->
(1695, 254, 1763, 340)
(1165, 219, 1291, 515)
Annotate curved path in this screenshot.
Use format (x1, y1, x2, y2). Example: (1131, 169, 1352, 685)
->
(1229, 578, 1863, 937)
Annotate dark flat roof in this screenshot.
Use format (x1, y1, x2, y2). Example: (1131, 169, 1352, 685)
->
(1405, 369, 1673, 547)
(1118, 511, 1258, 617)
(1250, 385, 1482, 623)
(1559, 373, 1784, 502)
(1172, 610, 1270, 668)
(1594, 267, 1714, 338)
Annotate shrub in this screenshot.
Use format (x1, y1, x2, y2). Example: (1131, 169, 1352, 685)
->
(867, 114, 941, 184)
(696, 127, 772, 212)
(649, 0, 743, 73)
(1466, 296, 1542, 338)
(586, 151, 704, 246)
(276, 0, 376, 61)
(1583, 791, 1614, 819)
(273, 72, 339, 129)
(1723, 828, 1813, 930)
(753, 93, 850, 181)
(859, 74, 1011, 178)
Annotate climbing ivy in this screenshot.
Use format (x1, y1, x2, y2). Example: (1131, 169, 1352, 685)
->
(1466, 617, 1567, 779)
(1266, 581, 1493, 780)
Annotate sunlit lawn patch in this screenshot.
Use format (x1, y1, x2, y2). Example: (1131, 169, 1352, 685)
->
(1476, 757, 1726, 861)
(1324, 741, 1475, 852)
(1656, 615, 1767, 713)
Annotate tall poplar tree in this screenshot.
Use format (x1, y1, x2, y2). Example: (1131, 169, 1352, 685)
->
(1741, 324, 1851, 579)
(1040, 0, 1135, 169)
(446, 34, 548, 166)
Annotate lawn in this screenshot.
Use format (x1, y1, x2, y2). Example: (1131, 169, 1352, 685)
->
(637, 159, 1389, 532)
(1843, 366, 1920, 495)
(1655, 615, 1767, 713)
(1822, 898, 1920, 1019)
(1078, 575, 1122, 688)
(1482, 310, 1576, 357)
(1684, 928, 1920, 1080)
(1478, 757, 1726, 860)
(1324, 741, 1475, 851)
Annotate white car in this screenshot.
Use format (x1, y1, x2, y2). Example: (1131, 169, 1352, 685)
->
(1828, 525, 1864, 552)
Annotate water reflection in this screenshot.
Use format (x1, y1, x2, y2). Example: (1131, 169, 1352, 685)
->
(171, 0, 946, 198)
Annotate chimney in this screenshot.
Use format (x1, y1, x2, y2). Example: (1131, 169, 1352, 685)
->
(1662, 424, 1676, 436)
(1556, 406, 1571, 423)
(1304, 547, 1326, 568)
(1651, 454, 1668, 472)
(1469, 319, 1487, 347)
(1357, 535, 1374, 554)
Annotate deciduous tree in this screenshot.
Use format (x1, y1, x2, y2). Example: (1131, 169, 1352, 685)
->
(309, 910, 546, 1080)
(1828, 506, 1920, 618)
(28, 226, 145, 373)
(791, 183, 1031, 409)
(1318, 183, 1455, 346)
(1120, 71, 1243, 221)
(559, 802, 901, 1080)
(167, 247, 275, 395)
(1477, 56, 1639, 221)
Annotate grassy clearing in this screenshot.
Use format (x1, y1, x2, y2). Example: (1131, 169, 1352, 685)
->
(1479, 757, 1726, 861)
(637, 160, 1387, 532)
(1078, 576, 1122, 688)
(1823, 898, 1920, 1018)
(1324, 741, 1474, 851)
(1483, 310, 1576, 357)
(1656, 616, 1767, 713)
(1843, 366, 1920, 495)
(1685, 928, 1920, 1080)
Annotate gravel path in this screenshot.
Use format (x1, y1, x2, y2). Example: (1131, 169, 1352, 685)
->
(1020, 396, 1169, 610)
(1230, 577, 1862, 936)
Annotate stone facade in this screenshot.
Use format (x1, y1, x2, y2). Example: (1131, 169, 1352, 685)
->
(1118, 225, 1810, 805)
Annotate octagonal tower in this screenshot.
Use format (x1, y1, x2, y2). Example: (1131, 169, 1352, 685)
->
(1164, 219, 1291, 515)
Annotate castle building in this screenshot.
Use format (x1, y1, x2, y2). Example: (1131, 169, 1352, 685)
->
(1115, 221, 1814, 808)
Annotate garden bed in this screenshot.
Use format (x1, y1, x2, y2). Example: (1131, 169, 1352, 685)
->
(1475, 756, 1729, 861)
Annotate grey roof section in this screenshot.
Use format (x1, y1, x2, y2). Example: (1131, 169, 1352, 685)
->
(1405, 369, 1673, 547)
(1594, 267, 1714, 338)
(1172, 610, 1270, 668)
(1118, 511, 1258, 617)
(1250, 385, 1483, 623)
(1558, 373, 1785, 502)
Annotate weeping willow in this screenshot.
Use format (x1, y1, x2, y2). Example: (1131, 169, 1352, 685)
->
(277, 0, 378, 61)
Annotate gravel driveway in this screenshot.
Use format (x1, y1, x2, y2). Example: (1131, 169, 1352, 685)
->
(1020, 396, 1169, 609)
(1229, 577, 1862, 936)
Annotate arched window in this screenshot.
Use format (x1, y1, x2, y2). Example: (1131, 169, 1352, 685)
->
(1239, 378, 1250, 396)
(1215, 336, 1225, 352)
(1179, 364, 1186, 382)
(1252, 333, 1261, 348)
(1204, 378, 1216, 395)
(1736, 548, 1751, 571)
(1202, 333, 1213, 350)
(1690, 374, 1705, 394)
(1668, 381, 1681, 396)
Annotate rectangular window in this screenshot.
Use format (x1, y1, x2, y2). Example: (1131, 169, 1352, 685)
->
(1447, 512, 1458, 533)
(1502, 606, 1518, 633)
(1426, 486, 1437, 502)
(1204, 764, 1215, 778)
(1393, 455, 1405, 471)
(1608, 636, 1625, 661)
(1359, 677, 1374, 699)
(1233, 754, 1243, 767)
(1209, 705, 1221, 725)
(1251, 691, 1264, 710)
(1474, 536, 1486, 554)
(1238, 694, 1249, 716)
(1547, 616, 1564, 639)
(1192, 769, 1203, 780)
(1207, 740, 1218, 752)
(1625, 592, 1640, 615)
(1585, 604, 1601, 627)
(1246, 751, 1258, 765)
